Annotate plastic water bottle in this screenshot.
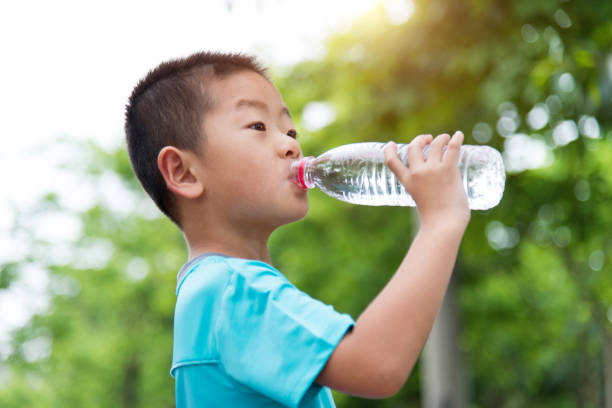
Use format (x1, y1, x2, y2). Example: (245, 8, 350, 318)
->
(291, 142, 505, 210)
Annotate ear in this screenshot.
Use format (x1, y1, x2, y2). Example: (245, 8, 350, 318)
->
(157, 146, 204, 199)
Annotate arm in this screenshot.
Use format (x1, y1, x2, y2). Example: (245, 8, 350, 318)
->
(316, 131, 470, 398)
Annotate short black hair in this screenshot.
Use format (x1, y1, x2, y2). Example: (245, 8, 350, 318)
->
(124, 51, 268, 226)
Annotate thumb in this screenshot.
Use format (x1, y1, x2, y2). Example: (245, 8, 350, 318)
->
(384, 142, 411, 189)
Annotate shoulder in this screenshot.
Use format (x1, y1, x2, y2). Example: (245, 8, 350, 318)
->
(176, 255, 234, 298)
(222, 257, 290, 292)
(176, 256, 289, 306)
(218, 258, 354, 332)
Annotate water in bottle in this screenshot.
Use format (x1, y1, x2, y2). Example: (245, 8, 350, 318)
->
(291, 142, 505, 210)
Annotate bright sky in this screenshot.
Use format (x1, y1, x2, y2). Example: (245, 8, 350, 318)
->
(1, 0, 402, 360)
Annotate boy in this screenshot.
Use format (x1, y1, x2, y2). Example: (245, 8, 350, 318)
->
(124, 51, 470, 407)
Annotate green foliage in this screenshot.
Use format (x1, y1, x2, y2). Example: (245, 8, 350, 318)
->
(0, 263, 18, 290)
(1, 0, 611, 406)
(273, 0, 612, 405)
(0, 146, 184, 407)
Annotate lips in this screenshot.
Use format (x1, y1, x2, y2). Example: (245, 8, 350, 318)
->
(289, 157, 308, 189)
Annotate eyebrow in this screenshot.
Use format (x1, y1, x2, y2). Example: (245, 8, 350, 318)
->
(235, 98, 292, 119)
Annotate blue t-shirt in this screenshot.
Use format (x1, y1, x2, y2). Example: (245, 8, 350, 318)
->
(171, 253, 355, 407)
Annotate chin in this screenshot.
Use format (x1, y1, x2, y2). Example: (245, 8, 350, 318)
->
(294, 197, 309, 220)
(278, 201, 309, 226)
(293, 205, 309, 222)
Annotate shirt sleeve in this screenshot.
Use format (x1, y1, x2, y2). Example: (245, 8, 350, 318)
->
(215, 259, 354, 408)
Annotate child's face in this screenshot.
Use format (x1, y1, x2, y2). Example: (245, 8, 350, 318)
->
(196, 70, 308, 230)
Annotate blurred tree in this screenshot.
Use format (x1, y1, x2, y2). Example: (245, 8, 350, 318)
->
(273, 0, 612, 406)
(0, 144, 184, 407)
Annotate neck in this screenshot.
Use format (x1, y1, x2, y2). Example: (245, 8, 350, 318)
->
(183, 221, 273, 265)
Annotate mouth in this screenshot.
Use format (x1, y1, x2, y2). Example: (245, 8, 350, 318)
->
(288, 158, 308, 190)
(290, 157, 310, 190)
(289, 178, 308, 191)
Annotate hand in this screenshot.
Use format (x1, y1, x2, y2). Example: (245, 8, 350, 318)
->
(384, 131, 470, 230)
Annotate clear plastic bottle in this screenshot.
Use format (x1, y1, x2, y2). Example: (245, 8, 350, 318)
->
(291, 142, 506, 210)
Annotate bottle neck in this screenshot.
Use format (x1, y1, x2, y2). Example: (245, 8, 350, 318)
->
(292, 157, 315, 189)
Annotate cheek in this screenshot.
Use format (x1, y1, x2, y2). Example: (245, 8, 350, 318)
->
(210, 159, 274, 200)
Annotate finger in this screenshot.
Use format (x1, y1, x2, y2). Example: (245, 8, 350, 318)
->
(408, 134, 432, 168)
(409, 134, 433, 148)
(443, 131, 464, 166)
(427, 133, 450, 163)
(384, 141, 410, 185)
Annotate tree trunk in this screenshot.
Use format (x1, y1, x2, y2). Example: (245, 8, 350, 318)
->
(604, 327, 612, 408)
(122, 355, 140, 408)
(420, 274, 468, 408)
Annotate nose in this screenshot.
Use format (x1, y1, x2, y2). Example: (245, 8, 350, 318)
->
(279, 134, 302, 159)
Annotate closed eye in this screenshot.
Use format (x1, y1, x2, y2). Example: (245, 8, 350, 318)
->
(248, 122, 266, 131)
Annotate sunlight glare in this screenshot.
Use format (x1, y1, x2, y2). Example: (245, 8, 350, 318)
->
(527, 103, 549, 130)
(553, 120, 578, 146)
(382, 0, 415, 25)
(302, 102, 337, 132)
(503, 133, 552, 173)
